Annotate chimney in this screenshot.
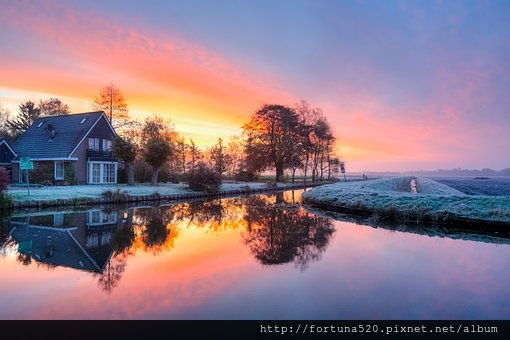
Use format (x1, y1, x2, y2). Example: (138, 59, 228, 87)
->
(46, 123, 56, 141)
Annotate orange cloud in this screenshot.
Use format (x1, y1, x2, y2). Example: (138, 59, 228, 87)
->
(0, 0, 294, 146)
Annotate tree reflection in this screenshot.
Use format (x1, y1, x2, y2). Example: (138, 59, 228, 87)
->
(16, 252, 32, 266)
(0, 219, 7, 247)
(133, 205, 179, 254)
(97, 208, 134, 295)
(243, 195, 335, 271)
(98, 253, 128, 295)
(175, 197, 244, 231)
(0, 217, 13, 257)
(186, 199, 225, 230)
(111, 209, 135, 255)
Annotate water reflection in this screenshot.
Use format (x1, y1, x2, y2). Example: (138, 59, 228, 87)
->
(1, 189, 510, 319)
(0, 190, 335, 294)
(2, 188, 509, 298)
(5, 211, 116, 273)
(312, 208, 510, 246)
(243, 194, 334, 270)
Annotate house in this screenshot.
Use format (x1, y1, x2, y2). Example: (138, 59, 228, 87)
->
(0, 139, 16, 175)
(11, 111, 118, 185)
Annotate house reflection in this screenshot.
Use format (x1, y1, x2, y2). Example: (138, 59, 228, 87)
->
(5, 209, 133, 274)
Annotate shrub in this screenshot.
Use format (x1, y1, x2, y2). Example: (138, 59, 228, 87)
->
(235, 170, 258, 182)
(40, 179, 53, 187)
(117, 167, 128, 184)
(0, 192, 12, 210)
(0, 167, 10, 192)
(133, 159, 152, 183)
(186, 164, 221, 193)
(64, 163, 75, 185)
(375, 205, 401, 221)
(156, 167, 174, 183)
(102, 187, 131, 203)
(266, 182, 277, 189)
(29, 162, 53, 184)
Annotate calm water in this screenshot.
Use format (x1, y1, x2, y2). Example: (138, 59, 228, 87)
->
(1, 189, 509, 320)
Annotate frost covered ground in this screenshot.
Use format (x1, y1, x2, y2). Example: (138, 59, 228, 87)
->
(431, 177, 510, 196)
(6, 181, 295, 202)
(302, 177, 510, 224)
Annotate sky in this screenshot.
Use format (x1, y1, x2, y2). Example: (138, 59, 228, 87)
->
(0, 0, 509, 172)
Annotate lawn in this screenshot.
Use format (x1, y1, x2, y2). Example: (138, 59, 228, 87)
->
(6, 181, 299, 202)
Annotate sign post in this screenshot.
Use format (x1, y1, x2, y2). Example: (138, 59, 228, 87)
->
(19, 157, 33, 197)
(340, 162, 347, 181)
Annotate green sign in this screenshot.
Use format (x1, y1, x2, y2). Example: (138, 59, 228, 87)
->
(18, 240, 32, 254)
(20, 157, 33, 170)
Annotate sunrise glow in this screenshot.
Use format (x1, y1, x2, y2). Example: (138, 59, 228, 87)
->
(1, 0, 508, 171)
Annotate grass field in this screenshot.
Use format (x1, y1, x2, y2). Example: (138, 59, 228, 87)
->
(431, 177, 510, 196)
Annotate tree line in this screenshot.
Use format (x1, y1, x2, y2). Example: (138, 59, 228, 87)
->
(0, 84, 341, 188)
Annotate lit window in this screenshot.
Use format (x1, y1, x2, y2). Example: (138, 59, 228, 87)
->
(54, 213, 64, 227)
(89, 210, 101, 224)
(88, 138, 100, 151)
(103, 163, 116, 183)
(92, 163, 100, 183)
(88, 162, 117, 184)
(54, 161, 64, 180)
(102, 139, 112, 151)
(87, 233, 99, 248)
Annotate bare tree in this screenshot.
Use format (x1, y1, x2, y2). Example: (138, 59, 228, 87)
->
(295, 100, 322, 184)
(93, 83, 128, 127)
(310, 116, 335, 182)
(187, 138, 202, 174)
(209, 137, 230, 177)
(174, 136, 187, 176)
(225, 135, 244, 178)
(0, 104, 12, 140)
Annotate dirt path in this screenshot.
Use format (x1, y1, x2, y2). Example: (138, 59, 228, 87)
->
(410, 178, 418, 193)
(396, 177, 418, 193)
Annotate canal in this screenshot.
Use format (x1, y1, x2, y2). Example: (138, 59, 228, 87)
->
(0, 189, 509, 319)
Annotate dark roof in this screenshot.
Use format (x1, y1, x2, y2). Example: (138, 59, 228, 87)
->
(0, 139, 16, 163)
(9, 225, 103, 273)
(11, 111, 112, 160)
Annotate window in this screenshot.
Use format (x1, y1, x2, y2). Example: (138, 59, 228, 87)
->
(18, 170, 25, 183)
(102, 139, 112, 151)
(87, 210, 117, 225)
(88, 138, 100, 151)
(92, 163, 101, 183)
(88, 210, 101, 224)
(54, 213, 64, 227)
(87, 233, 99, 248)
(88, 162, 117, 184)
(103, 163, 116, 183)
(54, 161, 64, 180)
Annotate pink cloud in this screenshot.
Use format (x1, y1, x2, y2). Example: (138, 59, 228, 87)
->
(0, 0, 294, 128)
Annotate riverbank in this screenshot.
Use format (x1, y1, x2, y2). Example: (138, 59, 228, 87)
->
(4, 181, 328, 210)
(302, 177, 510, 227)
